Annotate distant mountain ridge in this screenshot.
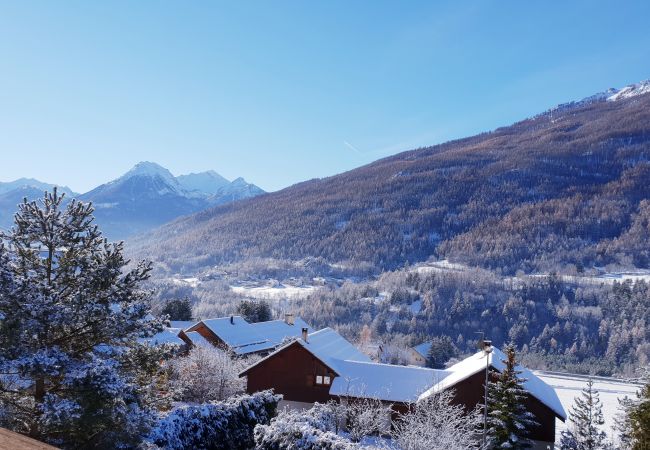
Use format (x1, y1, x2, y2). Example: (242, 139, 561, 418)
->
(130, 79, 650, 276)
(0, 162, 264, 238)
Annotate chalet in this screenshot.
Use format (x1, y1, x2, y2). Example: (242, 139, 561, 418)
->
(181, 313, 311, 356)
(240, 328, 566, 449)
(407, 342, 430, 366)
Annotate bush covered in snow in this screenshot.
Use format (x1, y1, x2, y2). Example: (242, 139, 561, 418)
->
(254, 403, 359, 449)
(392, 389, 481, 450)
(168, 345, 257, 402)
(147, 390, 281, 449)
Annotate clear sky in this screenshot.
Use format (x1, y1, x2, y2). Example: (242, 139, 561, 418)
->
(1, 1, 650, 193)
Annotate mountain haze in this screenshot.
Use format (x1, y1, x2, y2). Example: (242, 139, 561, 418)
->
(131, 80, 650, 275)
(0, 162, 264, 238)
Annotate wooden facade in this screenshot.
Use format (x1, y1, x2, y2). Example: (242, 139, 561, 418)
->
(243, 341, 337, 404)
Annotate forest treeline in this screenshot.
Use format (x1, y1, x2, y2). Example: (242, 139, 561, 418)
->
(293, 269, 649, 376)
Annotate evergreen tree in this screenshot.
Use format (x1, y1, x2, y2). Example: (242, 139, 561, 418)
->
(162, 297, 193, 321)
(0, 190, 164, 448)
(486, 345, 538, 449)
(617, 368, 650, 450)
(559, 379, 607, 450)
(425, 335, 457, 369)
(237, 300, 272, 323)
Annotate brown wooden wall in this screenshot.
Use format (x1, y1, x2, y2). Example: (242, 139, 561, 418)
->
(244, 342, 336, 404)
(449, 370, 556, 443)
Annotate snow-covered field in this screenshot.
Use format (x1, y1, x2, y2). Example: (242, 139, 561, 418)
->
(230, 283, 317, 300)
(535, 371, 643, 443)
(415, 259, 470, 273)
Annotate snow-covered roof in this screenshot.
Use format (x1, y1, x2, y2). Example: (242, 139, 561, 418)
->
(184, 331, 212, 348)
(330, 360, 444, 403)
(188, 315, 312, 355)
(296, 328, 371, 372)
(413, 342, 431, 359)
(169, 320, 194, 331)
(418, 348, 567, 420)
(140, 329, 184, 346)
(239, 327, 371, 377)
(139, 321, 193, 346)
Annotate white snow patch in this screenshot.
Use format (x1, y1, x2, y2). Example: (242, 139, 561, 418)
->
(607, 79, 650, 101)
(415, 259, 470, 274)
(230, 283, 316, 300)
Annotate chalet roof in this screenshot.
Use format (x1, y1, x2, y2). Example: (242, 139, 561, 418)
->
(188, 315, 312, 355)
(296, 328, 371, 371)
(418, 348, 567, 420)
(184, 331, 212, 348)
(139, 321, 193, 346)
(412, 342, 432, 359)
(329, 360, 444, 403)
(0, 427, 58, 449)
(239, 327, 370, 376)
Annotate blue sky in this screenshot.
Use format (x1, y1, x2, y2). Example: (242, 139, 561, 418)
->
(1, 1, 650, 193)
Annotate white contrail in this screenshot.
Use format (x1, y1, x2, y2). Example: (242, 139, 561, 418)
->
(343, 140, 363, 154)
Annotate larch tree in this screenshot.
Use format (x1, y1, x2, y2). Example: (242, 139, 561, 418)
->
(486, 345, 538, 449)
(0, 190, 165, 448)
(559, 378, 608, 450)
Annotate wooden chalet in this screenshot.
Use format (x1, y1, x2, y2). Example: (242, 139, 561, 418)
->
(240, 328, 566, 449)
(180, 313, 311, 356)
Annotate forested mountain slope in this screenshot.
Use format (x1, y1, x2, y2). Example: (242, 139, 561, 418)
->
(131, 83, 650, 275)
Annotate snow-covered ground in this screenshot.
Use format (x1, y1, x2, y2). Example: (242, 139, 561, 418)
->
(415, 259, 470, 273)
(170, 277, 201, 288)
(535, 371, 643, 444)
(230, 283, 317, 300)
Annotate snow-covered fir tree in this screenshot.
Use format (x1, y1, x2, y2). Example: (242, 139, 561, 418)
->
(0, 190, 165, 448)
(616, 367, 650, 450)
(559, 379, 608, 450)
(392, 388, 481, 450)
(486, 344, 538, 449)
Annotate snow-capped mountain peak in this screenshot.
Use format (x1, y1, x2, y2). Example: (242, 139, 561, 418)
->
(119, 161, 179, 186)
(606, 79, 650, 102)
(177, 170, 230, 195)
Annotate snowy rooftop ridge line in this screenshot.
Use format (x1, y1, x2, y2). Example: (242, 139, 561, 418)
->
(185, 315, 312, 355)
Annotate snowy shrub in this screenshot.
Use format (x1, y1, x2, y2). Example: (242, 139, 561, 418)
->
(168, 345, 253, 402)
(392, 389, 481, 450)
(147, 390, 280, 450)
(344, 398, 393, 443)
(254, 403, 359, 449)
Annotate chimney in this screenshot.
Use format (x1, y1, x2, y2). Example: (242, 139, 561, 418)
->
(301, 327, 308, 342)
(230, 315, 234, 325)
(285, 313, 295, 325)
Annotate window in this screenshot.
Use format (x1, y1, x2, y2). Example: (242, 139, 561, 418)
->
(315, 375, 331, 386)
